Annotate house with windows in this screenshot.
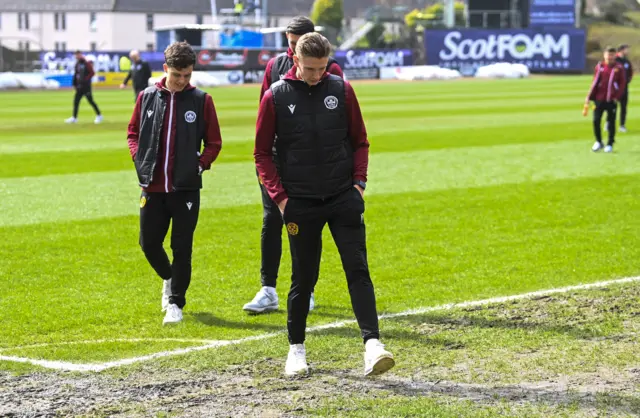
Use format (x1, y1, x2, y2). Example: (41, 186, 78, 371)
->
(0, 0, 427, 52)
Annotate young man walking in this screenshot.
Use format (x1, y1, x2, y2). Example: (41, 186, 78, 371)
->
(65, 51, 103, 124)
(586, 46, 626, 153)
(616, 44, 633, 132)
(244, 16, 344, 315)
(121, 49, 153, 102)
(254, 32, 394, 376)
(127, 41, 223, 325)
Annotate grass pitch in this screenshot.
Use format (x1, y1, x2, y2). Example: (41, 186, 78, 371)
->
(1, 77, 640, 416)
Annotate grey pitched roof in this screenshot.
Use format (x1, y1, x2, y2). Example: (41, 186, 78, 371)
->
(112, 0, 214, 14)
(0, 0, 113, 11)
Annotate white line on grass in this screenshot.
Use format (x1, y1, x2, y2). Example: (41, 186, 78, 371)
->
(2, 275, 639, 373)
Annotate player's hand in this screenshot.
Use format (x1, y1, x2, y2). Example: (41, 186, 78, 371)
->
(278, 198, 288, 215)
(119, 83, 126, 89)
(354, 185, 364, 198)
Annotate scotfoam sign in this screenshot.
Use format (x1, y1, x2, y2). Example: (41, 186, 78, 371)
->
(334, 49, 413, 69)
(425, 29, 585, 73)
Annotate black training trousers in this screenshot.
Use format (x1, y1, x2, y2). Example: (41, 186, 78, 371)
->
(139, 191, 200, 309)
(73, 86, 101, 118)
(619, 89, 629, 127)
(283, 187, 380, 345)
(259, 179, 321, 289)
(593, 101, 617, 145)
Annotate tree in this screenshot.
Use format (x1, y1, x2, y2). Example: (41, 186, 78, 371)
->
(310, 0, 344, 35)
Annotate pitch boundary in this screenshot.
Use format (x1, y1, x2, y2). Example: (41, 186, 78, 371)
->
(1, 275, 639, 373)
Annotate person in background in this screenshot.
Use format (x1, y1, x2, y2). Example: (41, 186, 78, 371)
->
(243, 16, 344, 315)
(65, 50, 103, 124)
(120, 50, 153, 102)
(616, 44, 633, 132)
(586, 46, 626, 153)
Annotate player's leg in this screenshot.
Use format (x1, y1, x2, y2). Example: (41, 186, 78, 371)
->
(592, 101, 605, 151)
(84, 89, 103, 123)
(243, 180, 283, 314)
(139, 192, 172, 313)
(65, 89, 83, 123)
(165, 190, 200, 320)
(620, 89, 629, 131)
(327, 187, 394, 376)
(606, 102, 617, 151)
(283, 198, 324, 375)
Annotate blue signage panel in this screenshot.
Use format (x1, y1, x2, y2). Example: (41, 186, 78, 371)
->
(425, 29, 586, 74)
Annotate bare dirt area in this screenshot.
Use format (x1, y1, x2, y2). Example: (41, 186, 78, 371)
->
(1, 362, 638, 417)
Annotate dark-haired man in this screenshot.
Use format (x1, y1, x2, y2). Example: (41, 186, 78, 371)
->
(65, 50, 103, 124)
(255, 32, 394, 377)
(586, 46, 626, 153)
(127, 41, 223, 325)
(244, 16, 344, 315)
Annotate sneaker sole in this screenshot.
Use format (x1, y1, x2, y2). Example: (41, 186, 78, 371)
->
(243, 305, 279, 314)
(365, 356, 395, 377)
(285, 367, 309, 376)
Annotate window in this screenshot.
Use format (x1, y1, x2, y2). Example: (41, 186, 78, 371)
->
(24, 41, 30, 51)
(54, 13, 66, 31)
(89, 12, 97, 31)
(18, 41, 23, 50)
(146, 43, 154, 52)
(196, 14, 203, 25)
(55, 42, 67, 52)
(18, 12, 29, 30)
(90, 42, 97, 51)
(0, 13, 3, 30)
(146, 13, 153, 32)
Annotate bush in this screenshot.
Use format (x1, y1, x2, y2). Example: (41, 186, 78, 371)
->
(311, 0, 344, 32)
(604, 1, 627, 24)
(406, 2, 465, 28)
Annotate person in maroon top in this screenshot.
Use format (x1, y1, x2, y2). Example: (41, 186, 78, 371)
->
(615, 44, 633, 132)
(254, 33, 394, 377)
(244, 16, 344, 315)
(65, 50, 102, 124)
(127, 42, 223, 325)
(585, 46, 627, 153)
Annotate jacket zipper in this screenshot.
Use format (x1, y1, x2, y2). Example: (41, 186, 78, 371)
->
(164, 91, 175, 193)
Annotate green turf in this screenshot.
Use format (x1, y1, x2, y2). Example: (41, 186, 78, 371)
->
(2, 77, 640, 415)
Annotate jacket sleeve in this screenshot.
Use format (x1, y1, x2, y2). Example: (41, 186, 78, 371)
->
(616, 66, 627, 101)
(127, 93, 143, 160)
(345, 81, 369, 183)
(254, 89, 287, 203)
(123, 70, 132, 86)
(629, 61, 633, 84)
(85, 61, 95, 82)
(586, 63, 600, 102)
(199, 94, 223, 170)
(259, 59, 274, 103)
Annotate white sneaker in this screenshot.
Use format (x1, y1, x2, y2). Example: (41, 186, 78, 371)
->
(65, 117, 77, 124)
(620, 126, 627, 133)
(161, 278, 172, 312)
(309, 293, 315, 312)
(285, 344, 309, 376)
(94, 115, 103, 124)
(243, 286, 279, 314)
(163, 304, 183, 325)
(364, 339, 395, 377)
(592, 141, 603, 152)
(605, 145, 614, 153)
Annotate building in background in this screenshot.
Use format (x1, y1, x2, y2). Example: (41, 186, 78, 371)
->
(0, 0, 431, 52)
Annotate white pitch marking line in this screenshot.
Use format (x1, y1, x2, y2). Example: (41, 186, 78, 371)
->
(1, 275, 639, 373)
(0, 338, 218, 353)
